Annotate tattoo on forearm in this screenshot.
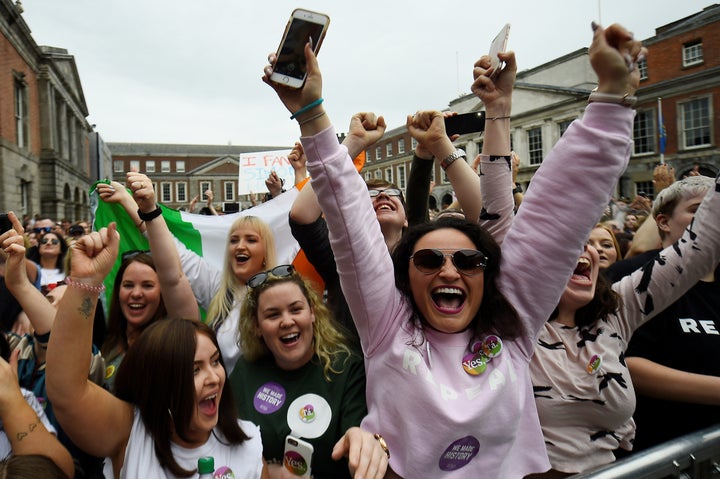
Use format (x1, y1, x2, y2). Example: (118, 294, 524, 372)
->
(16, 420, 39, 441)
(78, 297, 94, 319)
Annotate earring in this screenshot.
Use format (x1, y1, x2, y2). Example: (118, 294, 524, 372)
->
(262, 260, 266, 267)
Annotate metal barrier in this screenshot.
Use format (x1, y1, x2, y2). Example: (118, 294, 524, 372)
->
(571, 425, 720, 479)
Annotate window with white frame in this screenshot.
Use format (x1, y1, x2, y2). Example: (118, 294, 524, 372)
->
(385, 167, 393, 183)
(365, 150, 372, 163)
(224, 181, 235, 201)
(386, 143, 393, 157)
(680, 97, 711, 148)
(161, 182, 172, 202)
(176, 182, 187, 202)
(176, 160, 186, 173)
(161, 161, 171, 172)
(130, 160, 140, 171)
(374, 170, 382, 179)
(558, 119, 574, 137)
(375, 146, 382, 161)
(528, 127, 543, 165)
(635, 181, 655, 200)
(398, 164, 406, 189)
(146, 160, 156, 173)
(682, 41, 703, 67)
(411, 138, 418, 150)
(113, 160, 124, 173)
(200, 181, 211, 196)
(638, 58, 648, 80)
(14, 78, 29, 148)
(398, 139, 405, 154)
(632, 109, 655, 155)
(365, 171, 373, 181)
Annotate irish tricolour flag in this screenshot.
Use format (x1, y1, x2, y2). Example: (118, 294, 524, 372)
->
(90, 182, 317, 313)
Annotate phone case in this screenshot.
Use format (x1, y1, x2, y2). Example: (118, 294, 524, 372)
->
(270, 9, 330, 89)
(488, 23, 511, 77)
(283, 435, 314, 477)
(444, 112, 486, 136)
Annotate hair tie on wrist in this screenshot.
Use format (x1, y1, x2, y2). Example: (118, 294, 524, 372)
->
(65, 277, 106, 295)
(138, 206, 162, 222)
(290, 98, 324, 120)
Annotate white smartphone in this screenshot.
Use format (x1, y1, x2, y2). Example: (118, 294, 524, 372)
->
(270, 9, 330, 89)
(283, 434, 314, 477)
(488, 23, 511, 78)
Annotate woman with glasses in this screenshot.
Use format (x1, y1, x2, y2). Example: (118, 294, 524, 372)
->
(25, 230, 68, 293)
(229, 265, 387, 479)
(263, 22, 641, 477)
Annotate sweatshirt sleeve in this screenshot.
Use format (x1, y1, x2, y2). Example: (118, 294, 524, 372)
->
(612, 174, 720, 341)
(479, 154, 515, 246)
(303, 126, 407, 356)
(499, 103, 634, 357)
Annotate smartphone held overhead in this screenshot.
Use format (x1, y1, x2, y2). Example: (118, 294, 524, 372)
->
(444, 112, 486, 136)
(270, 9, 330, 89)
(488, 23, 510, 78)
(0, 213, 12, 235)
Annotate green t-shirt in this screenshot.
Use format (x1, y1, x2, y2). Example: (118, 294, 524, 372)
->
(230, 352, 367, 479)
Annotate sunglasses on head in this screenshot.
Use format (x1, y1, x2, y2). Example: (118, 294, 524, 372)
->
(33, 226, 52, 234)
(368, 188, 401, 198)
(410, 248, 487, 276)
(247, 265, 294, 288)
(122, 250, 152, 261)
(40, 238, 60, 245)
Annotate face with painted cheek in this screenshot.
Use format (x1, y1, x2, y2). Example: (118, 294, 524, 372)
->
(559, 245, 600, 312)
(255, 281, 315, 371)
(119, 261, 162, 332)
(587, 227, 618, 269)
(227, 225, 266, 283)
(409, 228, 484, 334)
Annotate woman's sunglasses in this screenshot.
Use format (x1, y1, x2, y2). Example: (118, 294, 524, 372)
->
(247, 265, 294, 288)
(122, 250, 152, 261)
(40, 238, 60, 245)
(33, 226, 52, 234)
(410, 248, 487, 276)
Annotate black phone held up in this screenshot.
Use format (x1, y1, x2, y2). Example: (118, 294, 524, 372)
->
(444, 112, 486, 136)
(0, 214, 12, 235)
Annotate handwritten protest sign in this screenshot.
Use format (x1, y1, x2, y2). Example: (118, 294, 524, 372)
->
(238, 149, 293, 195)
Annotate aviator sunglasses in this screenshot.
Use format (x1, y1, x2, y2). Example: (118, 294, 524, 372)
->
(410, 248, 487, 276)
(40, 237, 60, 245)
(247, 265, 295, 288)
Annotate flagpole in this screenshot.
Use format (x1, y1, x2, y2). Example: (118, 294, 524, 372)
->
(658, 97, 665, 164)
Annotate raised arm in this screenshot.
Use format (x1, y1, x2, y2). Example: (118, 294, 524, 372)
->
(1, 212, 55, 338)
(45, 223, 134, 460)
(127, 171, 199, 321)
(498, 23, 644, 349)
(204, 189, 219, 216)
(0, 350, 74, 478)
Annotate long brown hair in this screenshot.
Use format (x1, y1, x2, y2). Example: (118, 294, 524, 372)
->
(115, 319, 249, 477)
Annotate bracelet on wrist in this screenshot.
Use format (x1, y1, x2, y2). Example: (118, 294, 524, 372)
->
(588, 91, 637, 107)
(65, 276, 106, 295)
(137, 206, 162, 222)
(487, 115, 511, 121)
(298, 111, 326, 126)
(289, 98, 324, 120)
(440, 149, 466, 171)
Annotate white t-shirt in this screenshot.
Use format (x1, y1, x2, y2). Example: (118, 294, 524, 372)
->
(40, 267, 66, 287)
(106, 409, 264, 479)
(0, 388, 56, 459)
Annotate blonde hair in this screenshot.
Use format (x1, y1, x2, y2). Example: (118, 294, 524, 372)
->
(206, 216, 278, 329)
(240, 273, 352, 380)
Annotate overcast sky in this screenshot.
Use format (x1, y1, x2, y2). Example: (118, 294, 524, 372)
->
(20, 0, 713, 147)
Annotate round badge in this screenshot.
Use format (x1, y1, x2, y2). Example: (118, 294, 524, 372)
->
(462, 352, 487, 376)
(253, 382, 286, 414)
(439, 436, 480, 471)
(286, 394, 332, 439)
(299, 404, 316, 423)
(482, 335, 503, 358)
(586, 354, 602, 374)
(470, 339, 483, 354)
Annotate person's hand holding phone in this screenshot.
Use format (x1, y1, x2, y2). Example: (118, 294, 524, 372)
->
(471, 51, 516, 118)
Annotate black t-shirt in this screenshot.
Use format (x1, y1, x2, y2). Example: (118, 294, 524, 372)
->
(0, 277, 22, 331)
(626, 275, 720, 451)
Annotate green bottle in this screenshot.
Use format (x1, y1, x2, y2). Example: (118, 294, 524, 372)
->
(198, 456, 214, 479)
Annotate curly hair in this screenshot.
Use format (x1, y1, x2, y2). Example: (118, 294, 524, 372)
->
(239, 272, 352, 381)
(391, 217, 525, 344)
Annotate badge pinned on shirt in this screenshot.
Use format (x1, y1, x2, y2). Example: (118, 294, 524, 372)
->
(586, 354, 602, 374)
(462, 335, 503, 376)
(286, 394, 331, 438)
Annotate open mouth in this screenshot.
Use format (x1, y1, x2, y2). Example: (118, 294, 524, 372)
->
(571, 257, 592, 283)
(128, 303, 146, 311)
(375, 202, 395, 212)
(431, 286, 466, 314)
(280, 333, 300, 345)
(199, 393, 218, 416)
(235, 253, 249, 265)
